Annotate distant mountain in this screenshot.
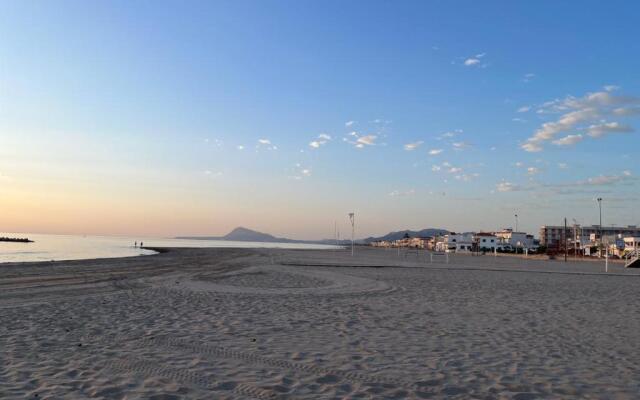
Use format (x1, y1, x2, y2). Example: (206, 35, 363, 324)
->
(177, 226, 449, 245)
(362, 228, 449, 243)
(221, 227, 284, 242)
(177, 227, 297, 243)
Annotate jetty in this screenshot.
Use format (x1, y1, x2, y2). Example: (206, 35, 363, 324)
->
(0, 237, 34, 243)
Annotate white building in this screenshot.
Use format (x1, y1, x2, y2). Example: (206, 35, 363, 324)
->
(624, 237, 640, 253)
(436, 233, 474, 253)
(495, 229, 536, 250)
(474, 233, 500, 251)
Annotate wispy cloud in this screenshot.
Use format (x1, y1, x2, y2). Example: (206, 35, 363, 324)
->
(522, 73, 535, 83)
(464, 58, 480, 66)
(290, 164, 312, 180)
(438, 129, 462, 140)
(403, 140, 423, 151)
(428, 148, 443, 155)
(345, 120, 356, 127)
(496, 171, 635, 195)
(463, 53, 486, 67)
(496, 181, 527, 192)
(345, 132, 377, 148)
(586, 122, 633, 138)
(357, 135, 376, 147)
(521, 88, 640, 152)
(389, 189, 416, 197)
(204, 138, 223, 147)
(454, 173, 480, 182)
(309, 133, 332, 149)
(517, 106, 531, 113)
(452, 141, 471, 150)
(552, 134, 584, 146)
(256, 138, 278, 151)
(236, 145, 244, 151)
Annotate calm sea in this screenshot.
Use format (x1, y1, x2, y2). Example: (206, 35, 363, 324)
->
(0, 232, 339, 263)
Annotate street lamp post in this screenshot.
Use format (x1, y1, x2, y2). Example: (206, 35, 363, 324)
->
(515, 214, 519, 232)
(597, 197, 603, 251)
(348, 213, 355, 257)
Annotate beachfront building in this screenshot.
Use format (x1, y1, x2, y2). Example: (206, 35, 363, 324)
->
(540, 225, 640, 248)
(435, 233, 474, 252)
(373, 236, 433, 249)
(474, 232, 500, 251)
(370, 240, 392, 248)
(603, 236, 640, 258)
(624, 237, 640, 253)
(494, 229, 537, 251)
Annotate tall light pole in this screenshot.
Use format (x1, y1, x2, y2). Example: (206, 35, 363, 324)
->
(514, 214, 519, 232)
(597, 197, 603, 243)
(348, 213, 355, 256)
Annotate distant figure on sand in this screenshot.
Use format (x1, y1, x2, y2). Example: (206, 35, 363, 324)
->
(140, 241, 144, 248)
(134, 241, 137, 248)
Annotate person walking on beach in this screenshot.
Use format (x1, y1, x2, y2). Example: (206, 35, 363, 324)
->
(140, 241, 144, 248)
(134, 241, 137, 248)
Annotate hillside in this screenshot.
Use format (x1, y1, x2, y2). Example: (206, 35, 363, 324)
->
(362, 228, 449, 243)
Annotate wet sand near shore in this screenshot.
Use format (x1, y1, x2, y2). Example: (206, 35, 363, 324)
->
(1, 247, 640, 399)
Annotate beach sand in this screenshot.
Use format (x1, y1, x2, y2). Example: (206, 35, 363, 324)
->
(1, 247, 640, 399)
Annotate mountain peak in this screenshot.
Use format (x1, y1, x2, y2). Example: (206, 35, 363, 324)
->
(222, 227, 279, 242)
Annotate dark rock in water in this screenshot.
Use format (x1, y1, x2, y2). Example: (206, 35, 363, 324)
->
(0, 237, 34, 243)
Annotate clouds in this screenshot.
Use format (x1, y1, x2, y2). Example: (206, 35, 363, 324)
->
(452, 141, 470, 150)
(464, 58, 480, 66)
(495, 170, 635, 196)
(586, 122, 633, 138)
(428, 148, 443, 155)
(256, 138, 278, 151)
(526, 167, 540, 175)
(496, 181, 525, 192)
(344, 131, 378, 148)
(389, 189, 416, 197)
(403, 141, 423, 151)
(552, 134, 583, 146)
(521, 88, 640, 152)
(290, 163, 312, 180)
(463, 53, 486, 67)
(309, 133, 332, 149)
(356, 135, 377, 147)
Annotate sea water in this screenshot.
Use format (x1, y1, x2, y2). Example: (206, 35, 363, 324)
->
(0, 232, 338, 263)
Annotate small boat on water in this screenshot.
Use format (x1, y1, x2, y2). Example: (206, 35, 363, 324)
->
(0, 237, 34, 243)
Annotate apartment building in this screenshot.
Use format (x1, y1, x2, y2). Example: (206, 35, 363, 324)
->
(540, 225, 640, 247)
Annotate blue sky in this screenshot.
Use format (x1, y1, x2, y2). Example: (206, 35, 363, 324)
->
(1, 1, 639, 238)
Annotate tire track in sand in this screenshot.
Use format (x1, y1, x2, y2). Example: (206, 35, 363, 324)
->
(139, 335, 415, 390)
(104, 357, 279, 400)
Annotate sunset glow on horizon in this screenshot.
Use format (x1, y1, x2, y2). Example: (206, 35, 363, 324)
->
(2, 1, 639, 239)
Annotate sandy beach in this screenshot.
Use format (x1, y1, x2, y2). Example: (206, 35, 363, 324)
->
(2, 247, 640, 399)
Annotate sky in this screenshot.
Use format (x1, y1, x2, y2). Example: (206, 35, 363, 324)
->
(1, 0, 640, 239)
